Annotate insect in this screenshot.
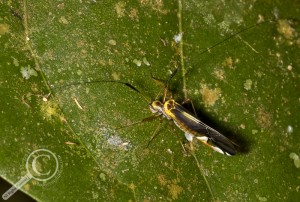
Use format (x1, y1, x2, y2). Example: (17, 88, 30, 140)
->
(114, 68, 237, 156)
(58, 68, 237, 155)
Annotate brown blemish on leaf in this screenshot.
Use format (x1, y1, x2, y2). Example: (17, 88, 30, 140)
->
(23, 183, 30, 191)
(256, 107, 271, 128)
(129, 8, 138, 20)
(0, 23, 9, 35)
(115, 2, 126, 18)
(40, 100, 66, 122)
(98, 59, 106, 66)
(57, 3, 65, 9)
(140, 0, 168, 14)
(157, 174, 183, 200)
(214, 68, 225, 80)
(76, 40, 85, 48)
(223, 57, 234, 69)
(108, 59, 114, 66)
(111, 72, 120, 80)
(168, 183, 183, 200)
(157, 174, 167, 186)
(276, 19, 300, 47)
(128, 183, 136, 191)
(277, 19, 297, 40)
(200, 83, 221, 107)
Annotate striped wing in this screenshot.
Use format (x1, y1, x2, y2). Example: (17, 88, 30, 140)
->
(170, 102, 236, 156)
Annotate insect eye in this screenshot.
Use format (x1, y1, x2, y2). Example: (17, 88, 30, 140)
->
(154, 101, 161, 107)
(150, 101, 163, 114)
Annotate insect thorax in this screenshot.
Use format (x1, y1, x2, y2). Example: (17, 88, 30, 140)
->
(149, 99, 177, 120)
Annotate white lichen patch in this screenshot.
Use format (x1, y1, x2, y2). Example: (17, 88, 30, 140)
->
(289, 152, 300, 168)
(256, 195, 268, 201)
(20, 66, 38, 80)
(107, 135, 123, 146)
(244, 79, 253, 91)
(142, 57, 150, 66)
(59, 16, 69, 24)
(12, 57, 19, 66)
(167, 148, 173, 154)
(203, 14, 216, 25)
(108, 39, 117, 46)
(133, 59, 142, 67)
(287, 125, 293, 133)
(287, 64, 293, 71)
(218, 20, 231, 35)
(107, 135, 131, 151)
(99, 173, 106, 181)
(257, 14, 265, 23)
(97, 126, 131, 151)
(173, 33, 182, 43)
(77, 70, 82, 75)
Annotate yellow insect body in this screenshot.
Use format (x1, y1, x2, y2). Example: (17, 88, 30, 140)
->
(150, 99, 236, 156)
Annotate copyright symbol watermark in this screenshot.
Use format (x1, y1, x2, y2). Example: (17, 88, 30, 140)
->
(2, 148, 62, 200)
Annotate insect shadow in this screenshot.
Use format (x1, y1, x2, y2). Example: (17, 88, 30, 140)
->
(182, 100, 251, 154)
(167, 70, 250, 154)
(173, 78, 249, 154)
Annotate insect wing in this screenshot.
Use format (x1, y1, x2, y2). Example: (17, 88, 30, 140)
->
(170, 102, 236, 156)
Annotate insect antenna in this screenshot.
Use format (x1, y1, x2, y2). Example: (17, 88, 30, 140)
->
(120, 82, 151, 104)
(197, 21, 266, 56)
(162, 68, 178, 103)
(152, 68, 179, 102)
(151, 74, 165, 101)
(51, 80, 151, 104)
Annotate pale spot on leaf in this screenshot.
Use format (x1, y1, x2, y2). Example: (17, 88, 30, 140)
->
(200, 84, 221, 107)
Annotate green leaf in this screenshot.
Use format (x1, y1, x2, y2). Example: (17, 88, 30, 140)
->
(1, 0, 299, 201)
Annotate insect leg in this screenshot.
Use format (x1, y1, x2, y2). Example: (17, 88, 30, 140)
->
(181, 98, 198, 117)
(184, 133, 193, 142)
(152, 68, 178, 101)
(163, 68, 178, 103)
(115, 115, 161, 130)
(184, 133, 196, 152)
(146, 119, 168, 148)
